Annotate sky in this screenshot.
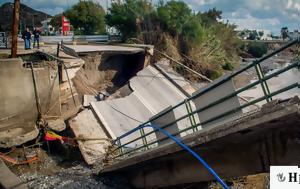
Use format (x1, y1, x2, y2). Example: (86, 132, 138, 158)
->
(0, 0, 299, 34)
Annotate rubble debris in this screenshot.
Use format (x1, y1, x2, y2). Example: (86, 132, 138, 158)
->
(69, 109, 111, 165)
(0, 151, 38, 165)
(47, 118, 66, 132)
(19, 163, 132, 189)
(0, 121, 39, 148)
(0, 158, 27, 189)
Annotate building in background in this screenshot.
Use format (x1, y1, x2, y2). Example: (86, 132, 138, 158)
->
(41, 18, 54, 35)
(256, 29, 272, 40)
(289, 30, 300, 40)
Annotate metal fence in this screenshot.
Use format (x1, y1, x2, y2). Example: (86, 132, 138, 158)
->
(40, 35, 111, 43)
(112, 38, 300, 159)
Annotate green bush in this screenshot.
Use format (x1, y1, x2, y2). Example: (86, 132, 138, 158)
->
(222, 62, 234, 71)
(247, 42, 268, 58)
(157, 1, 191, 35)
(106, 0, 240, 80)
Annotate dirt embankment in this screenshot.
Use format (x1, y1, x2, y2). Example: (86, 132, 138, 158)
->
(72, 51, 146, 102)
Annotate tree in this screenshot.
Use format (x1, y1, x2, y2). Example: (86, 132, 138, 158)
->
(106, 0, 154, 40)
(247, 42, 268, 58)
(65, 1, 106, 35)
(258, 31, 264, 39)
(247, 30, 259, 40)
(50, 14, 62, 31)
(157, 0, 192, 35)
(200, 8, 222, 26)
(182, 16, 205, 44)
(281, 27, 289, 41)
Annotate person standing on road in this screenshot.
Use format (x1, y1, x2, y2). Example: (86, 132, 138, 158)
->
(33, 27, 41, 49)
(22, 27, 31, 50)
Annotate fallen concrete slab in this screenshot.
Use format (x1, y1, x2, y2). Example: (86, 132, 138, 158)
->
(0, 121, 39, 148)
(0, 159, 27, 189)
(192, 75, 242, 128)
(83, 95, 100, 107)
(130, 65, 200, 135)
(69, 109, 111, 165)
(130, 66, 187, 113)
(91, 93, 154, 147)
(90, 65, 200, 148)
(154, 59, 197, 96)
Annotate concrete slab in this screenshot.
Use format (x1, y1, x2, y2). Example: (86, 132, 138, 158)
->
(65, 45, 144, 54)
(0, 121, 39, 148)
(151, 106, 180, 146)
(130, 66, 187, 113)
(192, 76, 242, 128)
(69, 109, 111, 165)
(91, 93, 154, 147)
(83, 95, 99, 107)
(91, 65, 200, 149)
(0, 159, 27, 189)
(155, 59, 197, 96)
(130, 66, 199, 136)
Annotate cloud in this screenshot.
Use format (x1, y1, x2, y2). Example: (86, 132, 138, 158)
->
(184, 0, 300, 33)
(1, 0, 299, 33)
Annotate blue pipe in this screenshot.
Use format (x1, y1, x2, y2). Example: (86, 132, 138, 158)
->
(143, 124, 230, 189)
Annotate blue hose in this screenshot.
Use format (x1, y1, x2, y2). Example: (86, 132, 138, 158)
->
(143, 124, 230, 189)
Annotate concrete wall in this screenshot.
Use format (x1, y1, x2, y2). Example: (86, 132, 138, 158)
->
(0, 58, 61, 121)
(0, 58, 61, 147)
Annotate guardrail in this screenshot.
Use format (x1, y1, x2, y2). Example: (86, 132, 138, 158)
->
(40, 35, 120, 43)
(112, 38, 300, 159)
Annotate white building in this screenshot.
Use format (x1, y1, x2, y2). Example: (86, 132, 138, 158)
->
(41, 18, 54, 35)
(289, 30, 300, 40)
(256, 29, 272, 40)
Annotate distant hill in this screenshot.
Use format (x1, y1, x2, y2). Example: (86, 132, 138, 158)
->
(0, 2, 51, 32)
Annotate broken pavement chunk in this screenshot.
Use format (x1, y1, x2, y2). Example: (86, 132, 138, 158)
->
(69, 109, 111, 165)
(47, 118, 66, 132)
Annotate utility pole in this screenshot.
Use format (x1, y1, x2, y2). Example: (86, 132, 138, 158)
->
(11, 0, 20, 58)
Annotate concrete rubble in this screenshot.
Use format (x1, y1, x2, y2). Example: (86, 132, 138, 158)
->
(47, 118, 66, 132)
(69, 109, 111, 165)
(0, 40, 298, 189)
